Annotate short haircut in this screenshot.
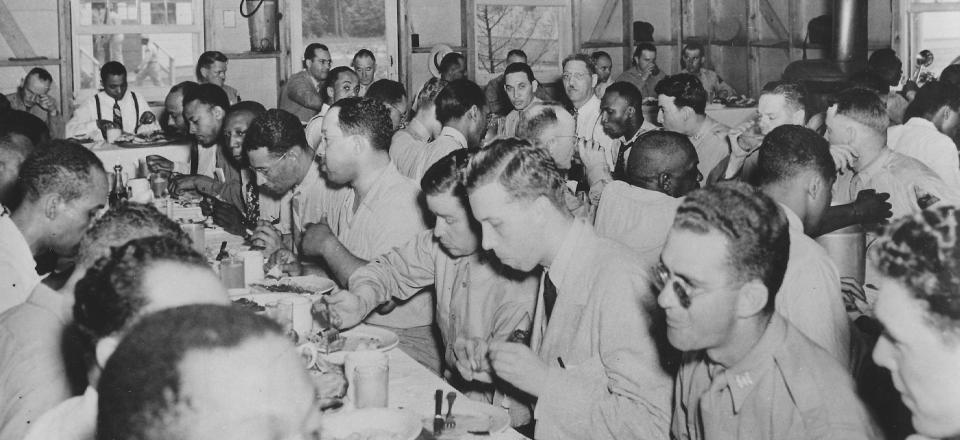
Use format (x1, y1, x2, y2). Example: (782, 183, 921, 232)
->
(655, 73, 707, 114)
(672, 182, 790, 313)
(365, 79, 407, 106)
(517, 102, 570, 140)
(414, 78, 448, 112)
(941, 64, 960, 89)
(464, 138, 566, 211)
(76, 202, 190, 269)
(904, 81, 960, 121)
(352, 48, 376, 64)
(96, 304, 282, 440)
(504, 62, 536, 84)
(242, 109, 308, 156)
(304, 43, 330, 61)
(848, 70, 891, 95)
(74, 236, 209, 342)
(435, 79, 486, 125)
(100, 61, 126, 82)
(754, 125, 836, 187)
(167, 80, 199, 97)
(561, 53, 597, 75)
(590, 51, 611, 63)
(17, 140, 103, 203)
(325, 66, 357, 95)
(506, 49, 527, 60)
(26, 67, 53, 83)
(868, 48, 901, 71)
(871, 206, 960, 334)
(182, 83, 230, 112)
(0, 130, 33, 161)
(683, 42, 705, 55)
(832, 87, 889, 133)
(439, 52, 465, 76)
(333, 97, 392, 152)
(604, 81, 645, 113)
(226, 100, 267, 118)
(760, 81, 806, 115)
(195, 51, 228, 81)
(422, 149, 471, 200)
(634, 42, 657, 58)
(0, 109, 49, 145)
(627, 130, 697, 184)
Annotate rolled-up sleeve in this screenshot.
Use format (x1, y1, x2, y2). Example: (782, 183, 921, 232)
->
(348, 230, 438, 305)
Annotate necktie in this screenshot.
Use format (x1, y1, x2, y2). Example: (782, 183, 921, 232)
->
(613, 141, 630, 180)
(542, 272, 558, 321)
(699, 365, 735, 438)
(112, 100, 123, 128)
(290, 188, 303, 252)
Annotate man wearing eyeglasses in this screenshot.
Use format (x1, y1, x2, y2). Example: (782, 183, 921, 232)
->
(660, 183, 878, 439)
(279, 43, 333, 124)
(560, 54, 615, 152)
(5, 68, 60, 132)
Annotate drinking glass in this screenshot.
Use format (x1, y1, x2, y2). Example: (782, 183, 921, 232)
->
(353, 364, 389, 408)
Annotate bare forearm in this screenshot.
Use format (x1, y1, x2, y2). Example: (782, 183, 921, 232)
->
(814, 204, 861, 237)
(315, 238, 368, 287)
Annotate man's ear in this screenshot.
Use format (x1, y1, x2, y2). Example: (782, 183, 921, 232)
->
(42, 193, 63, 220)
(95, 336, 120, 370)
(591, 74, 598, 88)
(736, 280, 770, 318)
(212, 105, 226, 121)
(531, 80, 539, 93)
(326, 86, 334, 101)
(658, 172, 672, 193)
(790, 109, 805, 126)
(530, 195, 555, 225)
(806, 173, 825, 202)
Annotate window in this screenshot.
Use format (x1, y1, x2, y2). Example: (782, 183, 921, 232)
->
(903, 1, 960, 80)
(473, 0, 572, 84)
(70, 0, 204, 103)
(289, 0, 399, 82)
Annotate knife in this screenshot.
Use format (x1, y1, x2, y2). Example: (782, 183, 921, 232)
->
(433, 389, 444, 436)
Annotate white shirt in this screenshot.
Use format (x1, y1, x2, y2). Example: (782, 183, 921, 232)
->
(574, 95, 616, 153)
(23, 386, 97, 440)
(887, 117, 960, 191)
(65, 90, 157, 140)
(605, 120, 659, 171)
(408, 126, 466, 182)
(304, 103, 332, 151)
(594, 181, 681, 270)
(0, 208, 40, 314)
(776, 204, 851, 369)
(195, 145, 218, 179)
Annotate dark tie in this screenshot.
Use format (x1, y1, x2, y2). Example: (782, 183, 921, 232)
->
(613, 141, 630, 180)
(543, 272, 558, 321)
(112, 100, 123, 128)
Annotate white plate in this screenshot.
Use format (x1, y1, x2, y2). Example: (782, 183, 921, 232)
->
(250, 275, 336, 295)
(320, 324, 400, 364)
(419, 401, 511, 437)
(322, 408, 422, 440)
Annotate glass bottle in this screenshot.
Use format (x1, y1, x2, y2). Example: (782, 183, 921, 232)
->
(109, 164, 128, 206)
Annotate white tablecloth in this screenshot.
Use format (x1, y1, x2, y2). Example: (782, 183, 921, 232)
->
(705, 105, 757, 127)
(90, 141, 191, 178)
(388, 349, 529, 439)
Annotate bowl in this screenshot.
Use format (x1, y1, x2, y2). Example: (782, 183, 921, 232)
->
(321, 408, 422, 440)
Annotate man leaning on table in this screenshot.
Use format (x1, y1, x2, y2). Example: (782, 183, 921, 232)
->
(460, 138, 673, 439)
(66, 62, 159, 141)
(322, 149, 538, 425)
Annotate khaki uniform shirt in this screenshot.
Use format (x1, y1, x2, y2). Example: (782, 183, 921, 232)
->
(594, 182, 681, 270)
(390, 119, 433, 181)
(689, 116, 730, 180)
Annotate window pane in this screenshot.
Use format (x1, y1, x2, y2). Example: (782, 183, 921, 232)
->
(77, 0, 195, 27)
(474, 5, 562, 84)
(917, 11, 960, 76)
(302, 0, 391, 80)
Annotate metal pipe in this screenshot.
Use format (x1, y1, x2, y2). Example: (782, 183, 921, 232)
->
(833, 0, 868, 65)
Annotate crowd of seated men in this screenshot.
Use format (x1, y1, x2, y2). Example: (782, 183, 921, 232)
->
(2, 40, 960, 440)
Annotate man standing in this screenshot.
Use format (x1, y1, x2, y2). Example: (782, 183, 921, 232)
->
(96, 304, 321, 440)
(484, 49, 528, 116)
(754, 125, 851, 367)
(591, 51, 614, 98)
(297, 97, 436, 371)
(497, 62, 542, 138)
(135, 37, 161, 86)
(561, 54, 615, 152)
(887, 81, 960, 190)
(680, 43, 736, 102)
(352, 49, 377, 97)
(5, 68, 60, 131)
(594, 131, 700, 268)
(871, 206, 960, 440)
(615, 43, 666, 100)
(656, 74, 729, 179)
(0, 141, 107, 313)
(662, 183, 878, 439)
(464, 139, 673, 439)
(66, 62, 159, 140)
(279, 43, 332, 123)
(304, 66, 360, 150)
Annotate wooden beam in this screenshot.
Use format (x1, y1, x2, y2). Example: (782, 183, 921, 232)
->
(399, 0, 412, 98)
(757, 0, 788, 41)
(748, 0, 762, 96)
(461, 0, 476, 82)
(589, 0, 619, 43)
(672, 0, 683, 71)
(58, 0, 72, 135)
(621, 0, 632, 69)
(0, 0, 38, 58)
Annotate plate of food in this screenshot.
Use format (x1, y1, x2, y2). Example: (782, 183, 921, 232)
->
(116, 131, 177, 148)
(720, 95, 757, 108)
(305, 324, 400, 364)
(251, 275, 337, 295)
(420, 402, 511, 438)
(322, 408, 422, 440)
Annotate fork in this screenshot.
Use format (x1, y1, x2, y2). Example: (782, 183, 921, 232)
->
(445, 392, 457, 428)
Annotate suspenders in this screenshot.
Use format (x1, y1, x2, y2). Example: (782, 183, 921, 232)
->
(94, 92, 142, 132)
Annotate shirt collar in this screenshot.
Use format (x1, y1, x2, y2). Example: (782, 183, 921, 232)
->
(354, 162, 404, 211)
(26, 284, 71, 324)
(715, 314, 788, 413)
(293, 156, 323, 197)
(439, 126, 468, 149)
(691, 116, 720, 142)
(544, 219, 592, 305)
(855, 148, 893, 181)
(1, 207, 36, 274)
(619, 125, 646, 145)
(904, 117, 936, 130)
(777, 202, 805, 234)
(576, 94, 601, 114)
(404, 119, 432, 142)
